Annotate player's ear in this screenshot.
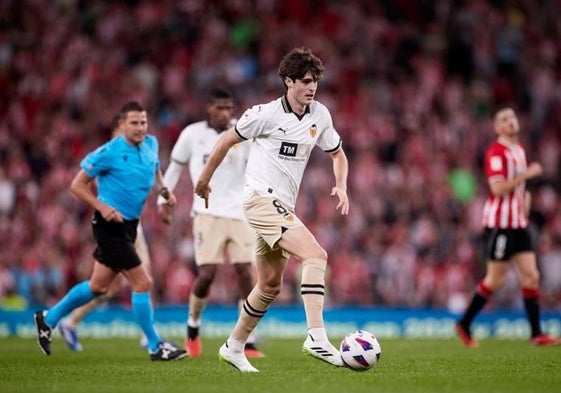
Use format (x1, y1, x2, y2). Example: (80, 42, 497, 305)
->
(284, 76, 293, 88)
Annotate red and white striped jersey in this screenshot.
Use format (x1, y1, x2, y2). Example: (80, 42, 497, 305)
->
(481, 139, 528, 228)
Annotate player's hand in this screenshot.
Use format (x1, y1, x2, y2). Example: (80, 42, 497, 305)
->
(331, 187, 349, 215)
(158, 204, 173, 225)
(165, 191, 177, 207)
(101, 205, 124, 223)
(195, 179, 211, 209)
(526, 162, 543, 179)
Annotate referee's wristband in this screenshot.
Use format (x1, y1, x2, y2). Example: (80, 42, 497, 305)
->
(159, 187, 170, 199)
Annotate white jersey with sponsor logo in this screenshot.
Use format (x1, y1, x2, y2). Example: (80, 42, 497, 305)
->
(235, 96, 342, 209)
(171, 120, 249, 219)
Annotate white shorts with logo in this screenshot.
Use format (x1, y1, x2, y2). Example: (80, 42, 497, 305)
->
(193, 214, 255, 265)
(243, 193, 304, 259)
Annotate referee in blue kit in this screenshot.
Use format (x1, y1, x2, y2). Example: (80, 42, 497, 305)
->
(34, 101, 187, 361)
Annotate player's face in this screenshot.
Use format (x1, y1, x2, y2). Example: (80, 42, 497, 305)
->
(286, 71, 317, 111)
(122, 111, 148, 146)
(494, 108, 519, 138)
(207, 98, 234, 131)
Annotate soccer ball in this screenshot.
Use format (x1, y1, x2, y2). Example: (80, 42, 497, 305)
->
(340, 330, 382, 371)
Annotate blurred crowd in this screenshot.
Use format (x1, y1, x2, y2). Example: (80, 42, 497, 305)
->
(1, 0, 561, 312)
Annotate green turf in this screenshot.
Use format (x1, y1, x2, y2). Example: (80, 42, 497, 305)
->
(1, 337, 560, 393)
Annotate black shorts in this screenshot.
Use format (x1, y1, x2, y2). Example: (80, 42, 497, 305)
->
(482, 227, 533, 262)
(91, 210, 141, 272)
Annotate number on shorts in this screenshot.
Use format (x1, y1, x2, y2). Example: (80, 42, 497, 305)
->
(494, 234, 506, 259)
(272, 199, 294, 221)
(272, 199, 287, 214)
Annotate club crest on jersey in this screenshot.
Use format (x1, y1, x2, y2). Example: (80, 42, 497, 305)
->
(309, 124, 317, 138)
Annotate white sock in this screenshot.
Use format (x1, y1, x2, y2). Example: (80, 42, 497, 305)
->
(62, 318, 76, 328)
(308, 327, 327, 342)
(188, 316, 200, 328)
(247, 330, 257, 344)
(238, 299, 256, 344)
(227, 337, 245, 352)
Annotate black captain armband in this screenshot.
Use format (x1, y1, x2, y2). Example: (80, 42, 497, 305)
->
(159, 187, 170, 199)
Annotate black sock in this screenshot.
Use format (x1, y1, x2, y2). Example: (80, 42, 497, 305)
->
(459, 293, 488, 329)
(523, 296, 542, 338)
(187, 325, 199, 339)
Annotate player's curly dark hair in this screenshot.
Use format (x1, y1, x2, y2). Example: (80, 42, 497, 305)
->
(278, 47, 324, 89)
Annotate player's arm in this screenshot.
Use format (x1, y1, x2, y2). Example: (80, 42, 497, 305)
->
(195, 127, 242, 208)
(157, 127, 192, 224)
(329, 148, 349, 215)
(70, 169, 123, 222)
(489, 162, 543, 196)
(524, 190, 531, 216)
(155, 168, 176, 207)
(157, 159, 185, 224)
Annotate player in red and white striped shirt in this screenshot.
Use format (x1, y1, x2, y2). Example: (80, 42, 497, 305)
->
(456, 108, 561, 347)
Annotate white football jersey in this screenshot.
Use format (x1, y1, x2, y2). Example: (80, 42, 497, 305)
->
(235, 96, 342, 209)
(171, 120, 250, 219)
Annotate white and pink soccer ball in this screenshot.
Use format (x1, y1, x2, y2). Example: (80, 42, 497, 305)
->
(340, 330, 382, 371)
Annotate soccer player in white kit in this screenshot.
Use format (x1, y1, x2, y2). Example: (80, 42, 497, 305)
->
(157, 88, 264, 358)
(195, 48, 349, 372)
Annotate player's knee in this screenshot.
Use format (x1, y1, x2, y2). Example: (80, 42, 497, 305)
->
(533, 270, 541, 286)
(89, 282, 110, 296)
(303, 246, 327, 261)
(263, 285, 282, 297)
(233, 263, 252, 278)
(143, 275, 153, 290)
(522, 270, 540, 288)
(483, 270, 507, 290)
(258, 281, 282, 297)
(96, 292, 113, 302)
(197, 269, 217, 287)
(132, 275, 153, 293)
(313, 249, 328, 261)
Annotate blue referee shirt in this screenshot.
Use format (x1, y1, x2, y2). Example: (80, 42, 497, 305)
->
(80, 135, 160, 220)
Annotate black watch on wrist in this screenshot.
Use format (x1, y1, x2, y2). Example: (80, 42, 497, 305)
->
(159, 187, 170, 199)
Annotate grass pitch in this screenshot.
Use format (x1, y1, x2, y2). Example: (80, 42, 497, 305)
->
(1, 336, 560, 393)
